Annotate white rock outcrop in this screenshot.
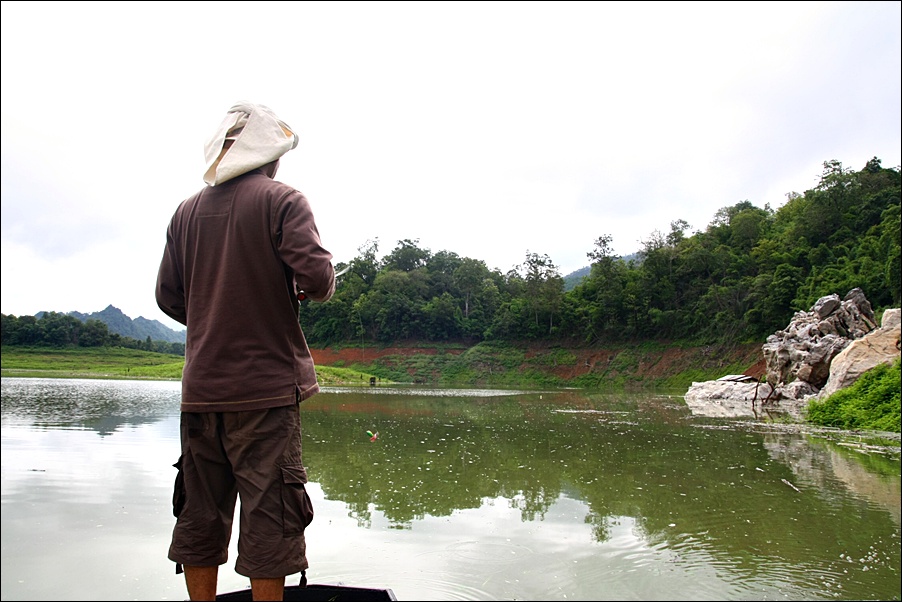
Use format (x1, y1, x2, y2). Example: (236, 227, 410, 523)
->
(684, 376, 773, 418)
(685, 288, 900, 419)
(818, 308, 901, 399)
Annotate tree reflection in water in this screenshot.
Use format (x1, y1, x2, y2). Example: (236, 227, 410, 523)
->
(1, 379, 899, 601)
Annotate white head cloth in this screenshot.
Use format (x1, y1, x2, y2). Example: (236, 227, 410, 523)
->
(203, 101, 299, 186)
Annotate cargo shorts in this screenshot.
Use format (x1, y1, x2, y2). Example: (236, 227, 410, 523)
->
(168, 403, 314, 578)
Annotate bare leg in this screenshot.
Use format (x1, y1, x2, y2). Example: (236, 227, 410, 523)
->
(184, 565, 219, 601)
(251, 576, 285, 601)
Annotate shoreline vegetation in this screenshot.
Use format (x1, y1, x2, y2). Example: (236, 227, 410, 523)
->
(0, 345, 373, 387)
(1, 341, 761, 387)
(2, 344, 898, 455)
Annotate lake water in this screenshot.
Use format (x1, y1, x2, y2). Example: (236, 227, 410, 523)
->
(1, 377, 899, 601)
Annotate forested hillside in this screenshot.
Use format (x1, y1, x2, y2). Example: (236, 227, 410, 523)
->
(1, 310, 185, 355)
(299, 157, 900, 346)
(2, 157, 898, 353)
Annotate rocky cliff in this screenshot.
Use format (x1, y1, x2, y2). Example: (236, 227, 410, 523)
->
(685, 288, 901, 420)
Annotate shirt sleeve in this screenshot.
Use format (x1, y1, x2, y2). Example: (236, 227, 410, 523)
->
(155, 219, 188, 325)
(276, 190, 336, 303)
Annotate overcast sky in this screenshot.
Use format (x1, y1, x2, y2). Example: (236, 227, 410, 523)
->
(2, 1, 900, 332)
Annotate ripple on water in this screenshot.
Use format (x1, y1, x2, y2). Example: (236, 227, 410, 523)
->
(303, 541, 535, 602)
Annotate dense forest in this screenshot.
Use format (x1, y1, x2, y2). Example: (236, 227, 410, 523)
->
(2, 157, 899, 353)
(0, 312, 185, 355)
(299, 157, 900, 346)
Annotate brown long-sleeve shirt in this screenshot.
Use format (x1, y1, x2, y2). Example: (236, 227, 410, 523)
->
(156, 163, 335, 412)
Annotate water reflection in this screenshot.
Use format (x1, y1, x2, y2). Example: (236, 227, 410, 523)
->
(1, 378, 180, 435)
(1, 378, 899, 601)
(761, 431, 901, 525)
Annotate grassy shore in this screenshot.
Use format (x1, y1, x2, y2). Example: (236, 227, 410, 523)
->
(0, 346, 375, 385)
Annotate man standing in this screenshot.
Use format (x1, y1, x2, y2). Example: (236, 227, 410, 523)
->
(156, 101, 335, 601)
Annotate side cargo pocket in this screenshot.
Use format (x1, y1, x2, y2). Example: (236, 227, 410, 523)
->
(280, 463, 314, 536)
(172, 455, 186, 518)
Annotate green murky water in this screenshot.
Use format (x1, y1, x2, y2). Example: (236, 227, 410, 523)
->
(2, 378, 899, 600)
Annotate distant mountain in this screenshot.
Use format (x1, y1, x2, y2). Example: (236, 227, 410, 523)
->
(62, 305, 186, 344)
(563, 266, 591, 291)
(562, 253, 641, 291)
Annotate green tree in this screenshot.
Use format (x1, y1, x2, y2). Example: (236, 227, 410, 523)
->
(568, 234, 627, 341)
(383, 239, 431, 272)
(425, 250, 463, 299)
(79, 319, 110, 347)
(520, 251, 564, 336)
(453, 258, 490, 320)
(421, 292, 463, 340)
(39, 312, 79, 347)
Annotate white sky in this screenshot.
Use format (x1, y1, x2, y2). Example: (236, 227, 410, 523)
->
(2, 1, 900, 332)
